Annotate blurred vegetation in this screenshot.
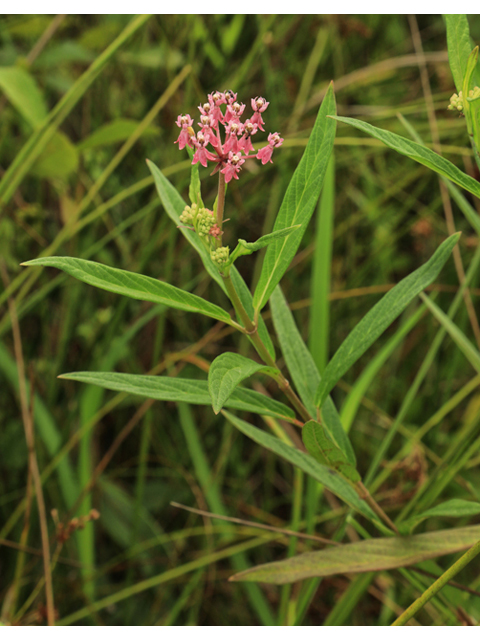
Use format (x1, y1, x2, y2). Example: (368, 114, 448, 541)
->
(1, 14, 480, 625)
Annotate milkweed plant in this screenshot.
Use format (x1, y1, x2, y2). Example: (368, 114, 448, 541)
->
(22, 14, 480, 625)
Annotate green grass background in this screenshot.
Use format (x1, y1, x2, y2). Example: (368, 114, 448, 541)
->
(1, 14, 480, 625)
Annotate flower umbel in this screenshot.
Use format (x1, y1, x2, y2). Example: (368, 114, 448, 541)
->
(174, 90, 283, 183)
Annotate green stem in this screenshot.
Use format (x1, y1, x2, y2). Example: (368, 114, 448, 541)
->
(356, 481, 399, 535)
(216, 172, 226, 240)
(222, 270, 312, 423)
(391, 537, 480, 626)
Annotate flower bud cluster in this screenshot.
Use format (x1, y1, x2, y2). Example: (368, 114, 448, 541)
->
(211, 246, 230, 266)
(175, 90, 283, 183)
(448, 87, 480, 113)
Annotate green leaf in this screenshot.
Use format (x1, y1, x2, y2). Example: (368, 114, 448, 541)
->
(315, 234, 460, 408)
(208, 353, 276, 414)
(229, 525, 480, 584)
(59, 372, 296, 423)
(400, 499, 480, 534)
(270, 285, 355, 465)
(302, 420, 360, 483)
(185, 145, 204, 208)
(21, 257, 235, 326)
(463, 46, 479, 139)
(445, 15, 473, 93)
(0, 65, 47, 128)
(77, 118, 160, 151)
(223, 411, 376, 522)
(253, 83, 337, 313)
(420, 293, 480, 374)
(30, 131, 79, 180)
(229, 225, 302, 263)
(147, 159, 275, 360)
(331, 116, 480, 200)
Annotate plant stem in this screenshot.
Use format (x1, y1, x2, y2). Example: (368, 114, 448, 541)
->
(222, 270, 312, 423)
(356, 481, 399, 535)
(216, 172, 226, 239)
(391, 536, 480, 626)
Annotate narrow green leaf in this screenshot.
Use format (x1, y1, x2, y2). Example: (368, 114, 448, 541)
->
(0, 66, 48, 128)
(237, 225, 302, 255)
(253, 83, 337, 312)
(208, 353, 275, 414)
(331, 116, 480, 199)
(420, 293, 480, 374)
(270, 285, 355, 465)
(315, 234, 460, 408)
(229, 525, 480, 584)
(223, 411, 375, 522)
(77, 118, 159, 150)
(59, 372, 296, 423)
(411, 499, 480, 521)
(21, 257, 234, 326)
(462, 46, 479, 139)
(445, 15, 473, 93)
(309, 154, 335, 374)
(185, 145, 204, 207)
(147, 159, 275, 360)
(302, 420, 360, 483)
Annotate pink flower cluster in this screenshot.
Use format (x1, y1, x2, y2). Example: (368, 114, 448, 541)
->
(175, 91, 283, 183)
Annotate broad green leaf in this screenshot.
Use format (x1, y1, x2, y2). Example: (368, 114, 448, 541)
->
(315, 234, 460, 408)
(253, 83, 337, 312)
(59, 372, 296, 423)
(21, 257, 234, 326)
(223, 411, 376, 522)
(420, 293, 480, 374)
(463, 46, 479, 139)
(30, 131, 79, 180)
(77, 118, 160, 150)
(208, 353, 276, 414)
(270, 286, 355, 465)
(147, 159, 276, 360)
(229, 225, 302, 263)
(229, 524, 480, 584)
(302, 420, 360, 483)
(0, 65, 47, 128)
(331, 116, 480, 200)
(445, 15, 473, 93)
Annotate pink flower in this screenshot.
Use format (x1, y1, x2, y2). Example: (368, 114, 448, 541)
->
(250, 97, 269, 131)
(225, 101, 245, 123)
(221, 151, 245, 183)
(267, 132, 283, 148)
(175, 114, 194, 149)
(256, 145, 274, 164)
(224, 90, 237, 105)
(192, 131, 217, 167)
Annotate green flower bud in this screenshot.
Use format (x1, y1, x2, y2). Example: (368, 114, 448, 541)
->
(196, 208, 215, 237)
(211, 246, 230, 267)
(469, 86, 480, 101)
(448, 91, 464, 112)
(179, 203, 199, 225)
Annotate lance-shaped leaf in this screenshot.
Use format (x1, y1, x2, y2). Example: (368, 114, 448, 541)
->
(302, 420, 360, 483)
(208, 353, 277, 414)
(253, 83, 337, 313)
(270, 286, 356, 465)
(331, 116, 480, 199)
(223, 412, 376, 522)
(445, 14, 475, 93)
(59, 372, 297, 423)
(400, 499, 480, 534)
(22, 257, 234, 326)
(147, 159, 276, 360)
(228, 226, 301, 264)
(315, 233, 460, 408)
(420, 292, 480, 374)
(229, 524, 480, 584)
